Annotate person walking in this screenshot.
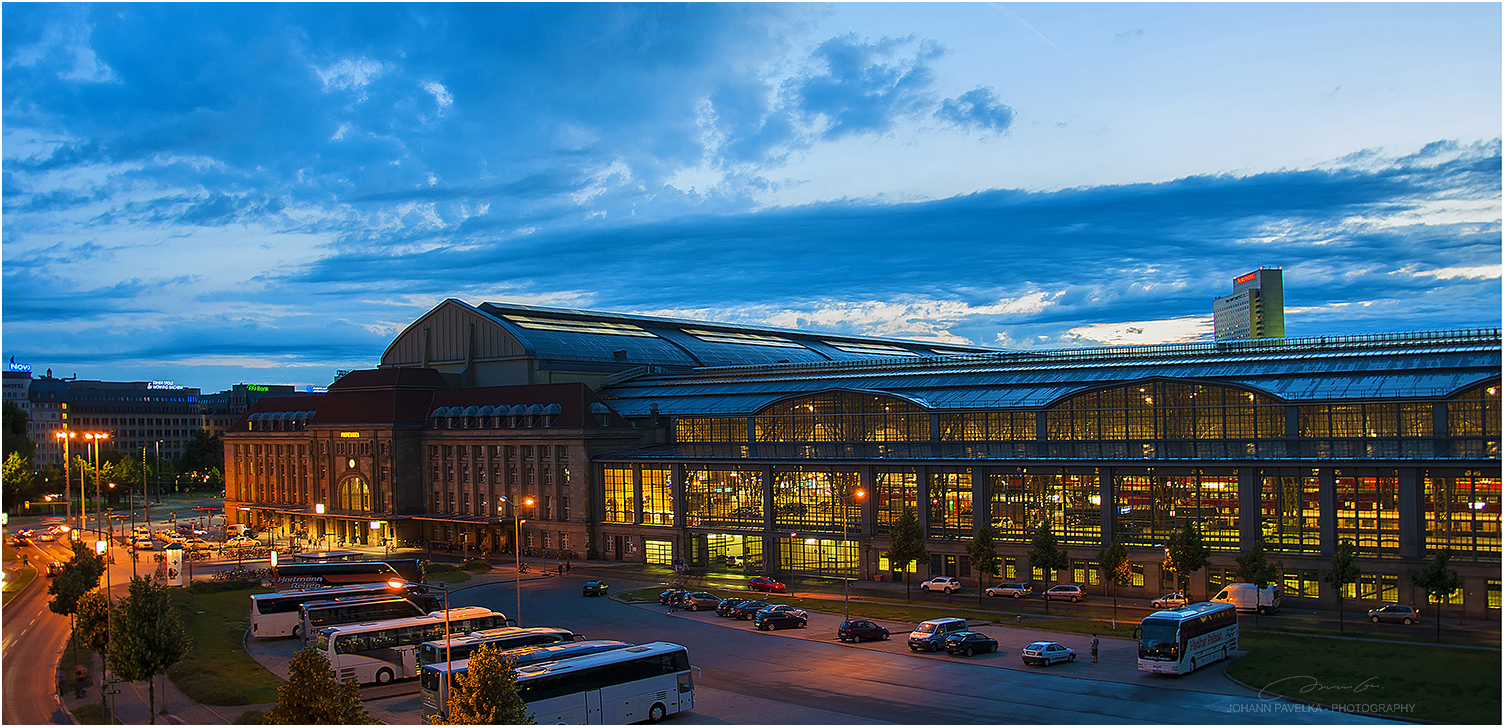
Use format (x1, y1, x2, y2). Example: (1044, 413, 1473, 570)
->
(667, 593, 680, 615)
(1091, 635, 1100, 663)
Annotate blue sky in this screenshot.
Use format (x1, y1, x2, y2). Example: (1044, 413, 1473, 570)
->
(3, 3, 1500, 393)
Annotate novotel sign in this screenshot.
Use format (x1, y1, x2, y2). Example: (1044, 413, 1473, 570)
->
(6, 362, 31, 373)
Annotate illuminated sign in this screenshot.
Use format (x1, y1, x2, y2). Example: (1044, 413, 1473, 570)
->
(246, 385, 270, 392)
(339, 432, 361, 438)
(148, 380, 184, 390)
(1233, 271, 1259, 285)
(303, 385, 327, 393)
(6, 362, 31, 373)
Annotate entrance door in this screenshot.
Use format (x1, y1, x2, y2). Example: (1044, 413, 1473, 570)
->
(945, 555, 957, 577)
(613, 535, 625, 561)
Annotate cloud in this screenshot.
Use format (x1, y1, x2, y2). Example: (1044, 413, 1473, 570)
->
(936, 87, 1015, 132)
(314, 57, 387, 93)
(421, 81, 454, 111)
(1114, 29, 1145, 43)
(792, 34, 943, 140)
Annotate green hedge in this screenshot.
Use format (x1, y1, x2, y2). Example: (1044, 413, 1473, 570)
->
(459, 559, 493, 573)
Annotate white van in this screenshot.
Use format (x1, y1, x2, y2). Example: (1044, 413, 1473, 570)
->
(1212, 582, 1281, 614)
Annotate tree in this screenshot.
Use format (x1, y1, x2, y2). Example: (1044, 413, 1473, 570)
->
(1162, 520, 1211, 601)
(75, 591, 113, 720)
(1097, 540, 1131, 628)
(1412, 549, 1462, 644)
(2, 401, 36, 460)
(1320, 540, 1361, 635)
(1234, 537, 1282, 627)
(109, 576, 191, 724)
(444, 642, 534, 724)
(48, 551, 107, 663)
(1028, 521, 1070, 614)
(265, 647, 373, 725)
(886, 507, 929, 603)
(3, 451, 39, 510)
(966, 522, 1001, 608)
(179, 430, 224, 479)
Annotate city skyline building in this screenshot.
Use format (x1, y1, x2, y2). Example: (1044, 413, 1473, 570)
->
(223, 300, 1501, 618)
(1213, 267, 1286, 341)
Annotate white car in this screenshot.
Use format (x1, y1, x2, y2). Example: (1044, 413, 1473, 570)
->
(1021, 641, 1076, 666)
(985, 582, 1033, 598)
(920, 577, 961, 595)
(1151, 592, 1188, 609)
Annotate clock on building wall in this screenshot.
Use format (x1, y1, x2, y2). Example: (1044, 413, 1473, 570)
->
(348, 458, 356, 469)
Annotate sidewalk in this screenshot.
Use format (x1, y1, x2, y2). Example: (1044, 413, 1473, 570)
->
(57, 649, 271, 725)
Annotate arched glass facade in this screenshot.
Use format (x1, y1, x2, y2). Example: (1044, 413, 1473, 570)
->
(754, 391, 929, 442)
(336, 476, 371, 512)
(1047, 381, 1285, 459)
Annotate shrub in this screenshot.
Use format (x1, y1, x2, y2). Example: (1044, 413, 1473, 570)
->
(459, 559, 493, 573)
(428, 562, 460, 573)
(233, 709, 265, 724)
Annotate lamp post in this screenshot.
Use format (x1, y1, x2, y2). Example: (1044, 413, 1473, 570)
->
(497, 495, 534, 626)
(54, 431, 76, 538)
(84, 432, 108, 542)
(840, 487, 866, 621)
(395, 578, 452, 719)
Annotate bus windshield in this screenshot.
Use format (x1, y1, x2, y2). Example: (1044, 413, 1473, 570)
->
(315, 632, 330, 651)
(1138, 618, 1180, 661)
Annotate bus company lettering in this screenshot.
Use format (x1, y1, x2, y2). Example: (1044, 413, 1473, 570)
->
(1188, 631, 1226, 651)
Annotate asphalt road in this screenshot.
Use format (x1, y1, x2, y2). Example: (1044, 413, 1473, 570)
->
(432, 571, 1390, 725)
(2, 538, 82, 726)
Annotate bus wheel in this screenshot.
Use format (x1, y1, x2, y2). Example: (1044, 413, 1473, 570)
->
(291, 625, 301, 640)
(1190, 658, 1197, 672)
(648, 703, 667, 723)
(375, 668, 394, 685)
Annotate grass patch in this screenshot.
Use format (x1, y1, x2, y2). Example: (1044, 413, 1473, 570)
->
(1228, 631, 1502, 724)
(233, 708, 266, 724)
(1025, 619, 1140, 639)
(2, 566, 37, 605)
(459, 559, 493, 573)
(166, 585, 284, 705)
(430, 569, 471, 584)
(71, 703, 109, 724)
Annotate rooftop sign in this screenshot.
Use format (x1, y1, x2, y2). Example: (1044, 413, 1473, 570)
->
(1234, 271, 1259, 285)
(148, 380, 184, 390)
(6, 362, 31, 373)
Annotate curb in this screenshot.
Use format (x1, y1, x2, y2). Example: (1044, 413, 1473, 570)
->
(1220, 656, 1440, 725)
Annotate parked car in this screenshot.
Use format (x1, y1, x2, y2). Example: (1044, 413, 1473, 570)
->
(985, 582, 1032, 598)
(133, 538, 155, 551)
(715, 598, 752, 617)
(680, 592, 721, 611)
(1368, 605, 1418, 625)
(224, 536, 259, 548)
(920, 576, 962, 594)
(908, 617, 969, 652)
(838, 619, 891, 643)
(748, 577, 786, 593)
(182, 538, 214, 551)
(752, 609, 807, 630)
(581, 581, 608, 597)
(45, 562, 65, 577)
(1212, 582, 1282, 614)
(944, 631, 1000, 657)
(758, 604, 807, 620)
(730, 601, 771, 620)
(1043, 584, 1085, 603)
(658, 589, 686, 606)
(1021, 641, 1076, 666)
(1151, 592, 1188, 609)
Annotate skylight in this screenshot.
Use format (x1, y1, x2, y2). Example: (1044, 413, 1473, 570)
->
(506, 315, 658, 338)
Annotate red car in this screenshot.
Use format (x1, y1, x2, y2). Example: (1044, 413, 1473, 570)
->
(748, 577, 786, 593)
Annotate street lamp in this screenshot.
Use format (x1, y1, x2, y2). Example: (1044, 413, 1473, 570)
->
(54, 431, 77, 536)
(839, 487, 866, 621)
(497, 495, 534, 625)
(393, 577, 454, 720)
(83, 432, 109, 542)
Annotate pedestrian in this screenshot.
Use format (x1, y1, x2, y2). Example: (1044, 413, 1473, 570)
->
(668, 594, 679, 614)
(1091, 635, 1099, 663)
(565, 558, 570, 572)
(557, 563, 563, 576)
(1015, 614, 1023, 625)
(73, 666, 87, 699)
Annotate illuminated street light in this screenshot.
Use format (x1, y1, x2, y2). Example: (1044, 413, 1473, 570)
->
(498, 495, 535, 625)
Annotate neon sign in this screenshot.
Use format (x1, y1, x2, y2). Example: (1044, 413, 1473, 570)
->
(6, 362, 31, 373)
(1234, 271, 1259, 285)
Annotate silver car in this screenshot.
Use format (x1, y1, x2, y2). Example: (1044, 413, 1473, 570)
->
(1367, 605, 1418, 625)
(1021, 641, 1076, 666)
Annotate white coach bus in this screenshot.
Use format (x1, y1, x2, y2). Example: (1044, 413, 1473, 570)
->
(249, 583, 422, 639)
(1135, 601, 1238, 674)
(420, 639, 632, 721)
(315, 607, 510, 685)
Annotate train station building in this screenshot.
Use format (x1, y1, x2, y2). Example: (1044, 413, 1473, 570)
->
(223, 299, 1502, 616)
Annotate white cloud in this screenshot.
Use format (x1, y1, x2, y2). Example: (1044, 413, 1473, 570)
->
(1400, 265, 1501, 281)
(331, 123, 352, 141)
(422, 81, 453, 111)
(570, 158, 634, 205)
(313, 58, 387, 93)
(1060, 316, 1213, 346)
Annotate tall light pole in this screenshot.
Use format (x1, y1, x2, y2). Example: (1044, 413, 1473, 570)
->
(497, 495, 534, 625)
(54, 431, 76, 538)
(84, 432, 109, 540)
(840, 487, 866, 621)
(394, 578, 452, 720)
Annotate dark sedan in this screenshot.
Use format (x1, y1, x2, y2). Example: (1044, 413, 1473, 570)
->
(582, 581, 608, 597)
(943, 631, 1000, 657)
(837, 619, 891, 643)
(715, 598, 752, 617)
(730, 601, 771, 620)
(752, 609, 807, 630)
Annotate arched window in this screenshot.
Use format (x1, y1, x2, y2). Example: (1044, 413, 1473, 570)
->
(336, 476, 371, 512)
(1046, 381, 1284, 459)
(753, 391, 929, 443)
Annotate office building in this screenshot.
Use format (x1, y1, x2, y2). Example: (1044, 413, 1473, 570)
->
(1214, 268, 1285, 341)
(29, 376, 203, 463)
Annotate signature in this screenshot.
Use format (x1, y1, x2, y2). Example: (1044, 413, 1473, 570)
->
(1260, 676, 1381, 700)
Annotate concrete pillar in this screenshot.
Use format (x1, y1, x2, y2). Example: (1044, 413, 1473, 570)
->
(916, 467, 931, 537)
(858, 466, 875, 536)
(971, 466, 987, 535)
(1399, 467, 1422, 561)
(1319, 468, 1337, 555)
(1238, 466, 1261, 546)
(1098, 467, 1114, 548)
(632, 465, 643, 526)
(671, 463, 686, 531)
